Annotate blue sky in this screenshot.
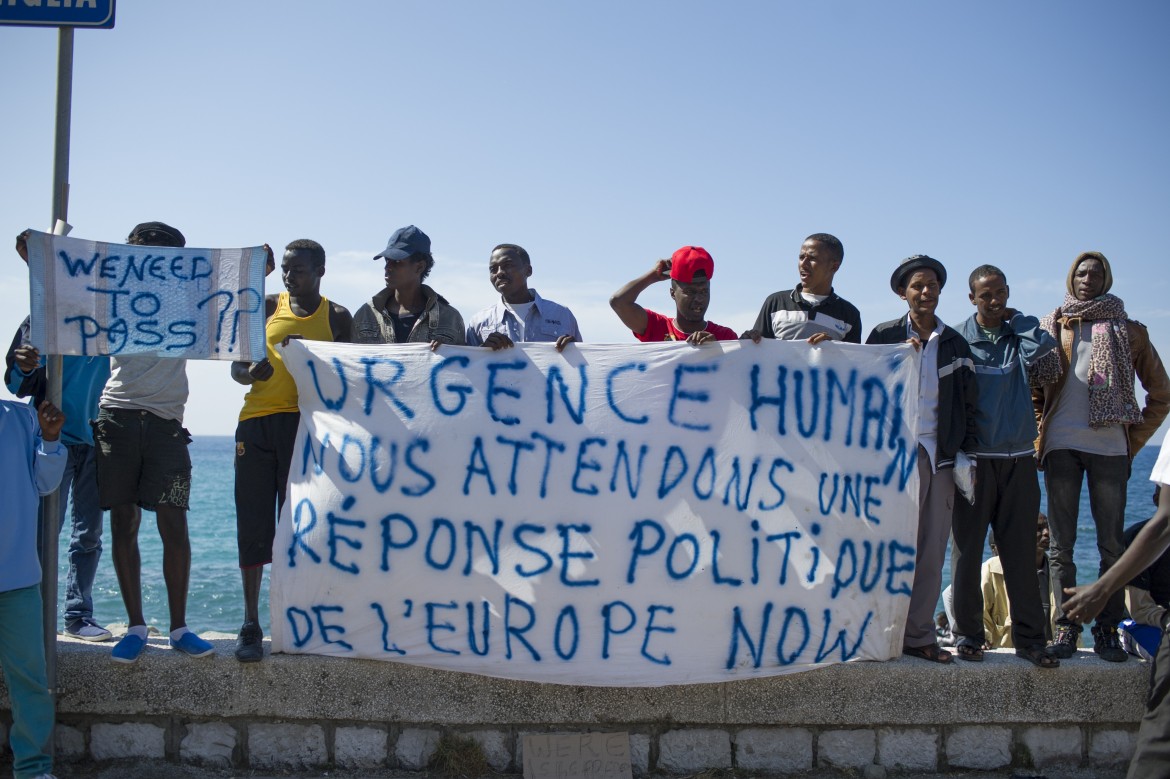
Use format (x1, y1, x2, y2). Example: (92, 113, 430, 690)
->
(2, 0, 1168, 437)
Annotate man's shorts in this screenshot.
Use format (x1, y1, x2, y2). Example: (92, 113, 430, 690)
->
(235, 412, 300, 568)
(92, 408, 192, 511)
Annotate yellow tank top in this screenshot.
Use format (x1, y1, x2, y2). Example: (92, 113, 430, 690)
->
(239, 292, 335, 420)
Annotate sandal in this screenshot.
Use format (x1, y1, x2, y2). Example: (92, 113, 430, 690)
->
(955, 642, 984, 662)
(902, 643, 953, 664)
(1016, 645, 1060, 669)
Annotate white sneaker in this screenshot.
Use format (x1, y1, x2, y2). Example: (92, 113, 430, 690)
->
(66, 618, 113, 642)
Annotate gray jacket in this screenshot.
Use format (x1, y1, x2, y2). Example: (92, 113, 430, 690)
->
(353, 285, 466, 345)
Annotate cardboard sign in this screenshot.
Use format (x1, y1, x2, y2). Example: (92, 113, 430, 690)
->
(24, 230, 266, 361)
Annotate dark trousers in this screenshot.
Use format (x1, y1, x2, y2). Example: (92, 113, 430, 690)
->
(1043, 448, 1129, 628)
(1128, 626, 1170, 778)
(235, 412, 300, 568)
(951, 456, 1047, 648)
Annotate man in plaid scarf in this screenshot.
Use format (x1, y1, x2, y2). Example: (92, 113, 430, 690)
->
(1032, 251, 1170, 662)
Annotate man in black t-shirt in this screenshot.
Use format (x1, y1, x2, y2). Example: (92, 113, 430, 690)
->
(743, 232, 862, 344)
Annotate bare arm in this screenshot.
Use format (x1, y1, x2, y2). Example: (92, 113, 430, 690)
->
(1065, 485, 1170, 624)
(329, 302, 354, 344)
(610, 260, 670, 336)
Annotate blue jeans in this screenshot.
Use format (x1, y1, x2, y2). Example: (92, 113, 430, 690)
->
(0, 585, 54, 778)
(1043, 448, 1129, 629)
(38, 442, 104, 626)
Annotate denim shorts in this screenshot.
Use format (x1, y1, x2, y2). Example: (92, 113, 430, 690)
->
(92, 407, 192, 510)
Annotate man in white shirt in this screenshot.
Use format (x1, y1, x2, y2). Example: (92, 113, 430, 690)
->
(465, 244, 581, 351)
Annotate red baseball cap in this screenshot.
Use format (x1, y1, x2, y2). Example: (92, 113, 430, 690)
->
(670, 246, 714, 283)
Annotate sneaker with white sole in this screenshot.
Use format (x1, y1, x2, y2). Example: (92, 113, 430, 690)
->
(66, 618, 113, 642)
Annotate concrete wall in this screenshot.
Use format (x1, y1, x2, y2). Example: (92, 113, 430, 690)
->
(0, 635, 1150, 775)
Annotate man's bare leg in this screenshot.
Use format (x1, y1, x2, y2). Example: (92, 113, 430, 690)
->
(155, 505, 190, 633)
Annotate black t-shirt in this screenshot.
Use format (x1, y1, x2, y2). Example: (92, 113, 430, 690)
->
(388, 311, 419, 343)
(751, 286, 862, 344)
(1125, 519, 1170, 607)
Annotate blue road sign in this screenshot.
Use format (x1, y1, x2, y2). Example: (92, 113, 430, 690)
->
(0, 0, 116, 29)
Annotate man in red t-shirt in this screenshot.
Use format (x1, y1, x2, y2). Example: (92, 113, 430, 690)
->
(609, 246, 738, 343)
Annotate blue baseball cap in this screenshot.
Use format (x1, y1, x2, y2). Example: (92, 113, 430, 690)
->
(374, 225, 431, 261)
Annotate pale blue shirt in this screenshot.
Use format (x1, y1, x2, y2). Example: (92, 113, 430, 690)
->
(465, 290, 583, 346)
(0, 400, 67, 593)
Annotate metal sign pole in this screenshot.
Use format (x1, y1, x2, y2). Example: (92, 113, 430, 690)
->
(41, 23, 74, 762)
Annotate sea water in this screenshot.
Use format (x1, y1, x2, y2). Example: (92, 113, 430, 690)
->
(53, 437, 1164, 637)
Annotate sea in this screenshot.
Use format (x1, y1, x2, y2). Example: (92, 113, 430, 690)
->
(51, 437, 1165, 638)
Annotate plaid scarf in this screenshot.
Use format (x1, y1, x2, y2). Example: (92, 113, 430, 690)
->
(1034, 293, 1142, 427)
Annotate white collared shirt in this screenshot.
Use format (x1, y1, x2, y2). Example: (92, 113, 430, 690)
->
(909, 318, 945, 471)
(465, 290, 583, 346)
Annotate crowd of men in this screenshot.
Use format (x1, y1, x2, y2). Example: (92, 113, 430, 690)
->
(4, 224, 1170, 778)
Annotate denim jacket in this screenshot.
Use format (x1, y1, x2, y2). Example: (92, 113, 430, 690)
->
(956, 311, 1056, 457)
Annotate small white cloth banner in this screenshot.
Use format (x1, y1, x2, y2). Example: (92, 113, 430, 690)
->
(25, 230, 266, 361)
(271, 339, 921, 686)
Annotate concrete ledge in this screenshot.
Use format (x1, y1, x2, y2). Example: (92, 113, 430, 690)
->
(0, 634, 1150, 775)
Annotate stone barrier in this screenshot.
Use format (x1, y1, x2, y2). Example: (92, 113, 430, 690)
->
(0, 634, 1149, 775)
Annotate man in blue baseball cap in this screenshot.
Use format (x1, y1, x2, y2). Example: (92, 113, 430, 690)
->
(353, 225, 465, 348)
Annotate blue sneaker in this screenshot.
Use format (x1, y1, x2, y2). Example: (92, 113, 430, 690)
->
(170, 631, 214, 658)
(111, 633, 147, 664)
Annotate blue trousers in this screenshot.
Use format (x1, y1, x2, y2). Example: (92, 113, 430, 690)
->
(0, 585, 54, 779)
(36, 442, 104, 627)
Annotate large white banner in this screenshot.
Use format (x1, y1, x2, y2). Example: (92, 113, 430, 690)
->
(271, 339, 921, 686)
(24, 230, 267, 361)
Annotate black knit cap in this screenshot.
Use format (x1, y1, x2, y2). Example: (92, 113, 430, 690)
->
(127, 221, 186, 248)
(890, 254, 947, 293)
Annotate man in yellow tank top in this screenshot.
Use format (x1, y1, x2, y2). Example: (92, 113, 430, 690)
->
(230, 239, 353, 662)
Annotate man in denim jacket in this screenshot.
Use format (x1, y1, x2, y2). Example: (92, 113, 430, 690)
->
(949, 265, 1059, 668)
